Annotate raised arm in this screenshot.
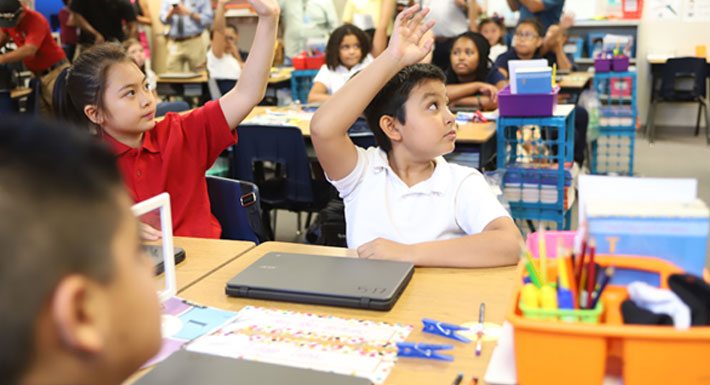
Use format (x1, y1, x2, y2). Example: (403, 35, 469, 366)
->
(310, 5, 435, 181)
(372, 0, 395, 57)
(136, 0, 152, 25)
(506, 0, 520, 11)
(219, 0, 279, 128)
(519, 0, 545, 13)
(72, 12, 104, 43)
(211, 0, 228, 58)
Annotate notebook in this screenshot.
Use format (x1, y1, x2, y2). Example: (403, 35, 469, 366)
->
(225, 252, 414, 311)
(134, 350, 373, 385)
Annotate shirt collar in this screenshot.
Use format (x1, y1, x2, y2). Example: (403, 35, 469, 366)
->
(102, 130, 160, 155)
(372, 149, 451, 195)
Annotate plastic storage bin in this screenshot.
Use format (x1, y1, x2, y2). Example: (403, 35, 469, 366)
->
(498, 85, 559, 117)
(290, 69, 319, 104)
(612, 55, 630, 71)
(594, 56, 612, 72)
(508, 246, 710, 385)
(291, 51, 325, 70)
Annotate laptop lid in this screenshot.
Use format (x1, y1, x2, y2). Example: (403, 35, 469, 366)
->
(225, 252, 414, 311)
(134, 350, 373, 385)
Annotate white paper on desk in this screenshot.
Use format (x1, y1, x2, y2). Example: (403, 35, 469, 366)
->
(508, 59, 547, 94)
(577, 175, 698, 226)
(484, 321, 517, 385)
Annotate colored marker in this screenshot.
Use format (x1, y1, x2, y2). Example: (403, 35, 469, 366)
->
(475, 302, 485, 356)
(521, 283, 540, 309)
(586, 238, 597, 309)
(590, 266, 615, 309)
(538, 226, 548, 285)
(451, 372, 464, 385)
(469, 377, 479, 385)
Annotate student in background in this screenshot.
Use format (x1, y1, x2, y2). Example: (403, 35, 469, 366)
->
(277, 0, 339, 63)
(122, 38, 158, 100)
(130, 0, 153, 63)
(159, 0, 213, 73)
(479, 16, 507, 62)
(58, 0, 78, 61)
(207, 0, 246, 82)
(493, 17, 570, 78)
(308, 24, 373, 103)
(71, 0, 138, 57)
(58, 0, 280, 240)
(0, 0, 70, 116)
(506, 0, 564, 34)
(310, 5, 522, 268)
(342, 0, 383, 37)
(421, 0, 480, 70)
(0, 118, 162, 385)
(446, 31, 505, 110)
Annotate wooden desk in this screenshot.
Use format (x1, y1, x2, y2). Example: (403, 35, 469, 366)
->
(156, 73, 209, 85)
(10, 87, 32, 99)
(175, 241, 518, 385)
(558, 72, 594, 89)
(157, 236, 255, 293)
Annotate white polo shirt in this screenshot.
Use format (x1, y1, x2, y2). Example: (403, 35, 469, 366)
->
(312, 54, 373, 95)
(328, 146, 510, 249)
(206, 47, 242, 80)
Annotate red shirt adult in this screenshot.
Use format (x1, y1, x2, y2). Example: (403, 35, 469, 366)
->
(0, 7, 66, 73)
(58, 8, 78, 45)
(103, 100, 237, 239)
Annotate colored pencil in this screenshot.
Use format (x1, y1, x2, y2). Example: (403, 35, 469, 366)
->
(586, 238, 597, 309)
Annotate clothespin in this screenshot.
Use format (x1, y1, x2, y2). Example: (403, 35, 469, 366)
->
(396, 342, 455, 361)
(421, 318, 471, 343)
(473, 110, 488, 123)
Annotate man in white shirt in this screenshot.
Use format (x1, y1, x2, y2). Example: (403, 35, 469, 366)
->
(277, 0, 339, 62)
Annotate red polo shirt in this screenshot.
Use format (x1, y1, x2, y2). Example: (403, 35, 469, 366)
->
(103, 100, 237, 239)
(1, 7, 66, 74)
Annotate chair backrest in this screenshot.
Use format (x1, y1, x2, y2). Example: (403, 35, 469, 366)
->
(25, 78, 41, 115)
(0, 90, 13, 114)
(205, 175, 266, 243)
(155, 101, 191, 117)
(660, 57, 708, 99)
(348, 117, 376, 148)
(52, 66, 70, 117)
(232, 124, 314, 203)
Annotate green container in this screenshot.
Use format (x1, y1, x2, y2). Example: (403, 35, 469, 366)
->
(519, 299, 603, 323)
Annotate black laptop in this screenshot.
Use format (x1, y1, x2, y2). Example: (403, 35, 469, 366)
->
(135, 350, 372, 385)
(225, 252, 414, 311)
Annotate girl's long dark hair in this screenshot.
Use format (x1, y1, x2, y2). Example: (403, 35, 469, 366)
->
(55, 43, 133, 132)
(447, 31, 491, 83)
(325, 24, 371, 70)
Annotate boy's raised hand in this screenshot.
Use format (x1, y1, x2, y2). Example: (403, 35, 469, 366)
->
(247, 0, 279, 17)
(385, 5, 435, 67)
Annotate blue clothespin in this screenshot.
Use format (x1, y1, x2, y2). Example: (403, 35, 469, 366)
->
(395, 342, 454, 361)
(421, 318, 471, 343)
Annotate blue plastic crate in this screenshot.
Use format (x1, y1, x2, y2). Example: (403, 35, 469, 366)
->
(590, 130, 635, 176)
(290, 69, 319, 104)
(496, 105, 576, 230)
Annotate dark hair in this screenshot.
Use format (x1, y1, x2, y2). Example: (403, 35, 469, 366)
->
(516, 17, 543, 39)
(325, 24, 371, 70)
(478, 17, 504, 45)
(364, 63, 445, 153)
(447, 31, 491, 84)
(0, 117, 124, 384)
(209, 24, 238, 41)
(57, 43, 133, 132)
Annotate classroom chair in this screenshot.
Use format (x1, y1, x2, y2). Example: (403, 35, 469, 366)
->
(230, 125, 334, 239)
(24, 78, 41, 115)
(646, 57, 709, 145)
(207, 77, 237, 100)
(348, 117, 377, 149)
(155, 101, 191, 117)
(205, 175, 268, 244)
(0, 90, 13, 114)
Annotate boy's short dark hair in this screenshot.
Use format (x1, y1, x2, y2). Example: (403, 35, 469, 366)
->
(516, 17, 544, 38)
(325, 23, 371, 70)
(0, 118, 124, 384)
(364, 63, 446, 153)
(210, 24, 238, 41)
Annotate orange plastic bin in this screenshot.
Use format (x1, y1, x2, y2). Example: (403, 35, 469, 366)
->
(508, 240, 710, 385)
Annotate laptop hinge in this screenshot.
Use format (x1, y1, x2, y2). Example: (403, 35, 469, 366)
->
(359, 297, 370, 308)
(239, 287, 249, 297)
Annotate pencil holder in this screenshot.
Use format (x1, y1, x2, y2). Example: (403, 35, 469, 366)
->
(612, 55, 629, 71)
(518, 297, 603, 323)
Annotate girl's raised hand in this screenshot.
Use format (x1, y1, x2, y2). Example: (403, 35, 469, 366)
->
(385, 5, 435, 66)
(247, 0, 279, 17)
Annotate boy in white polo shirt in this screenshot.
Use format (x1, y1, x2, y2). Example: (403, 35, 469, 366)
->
(310, 5, 522, 268)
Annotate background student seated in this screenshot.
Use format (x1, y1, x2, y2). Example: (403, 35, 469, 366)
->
(0, 118, 162, 385)
(445, 31, 506, 110)
(207, 0, 247, 83)
(310, 5, 522, 268)
(308, 23, 373, 103)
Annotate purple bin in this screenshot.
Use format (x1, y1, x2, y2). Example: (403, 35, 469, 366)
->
(612, 55, 629, 71)
(498, 85, 559, 117)
(594, 57, 612, 72)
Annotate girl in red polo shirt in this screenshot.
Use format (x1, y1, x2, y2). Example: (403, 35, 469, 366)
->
(57, 0, 280, 239)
